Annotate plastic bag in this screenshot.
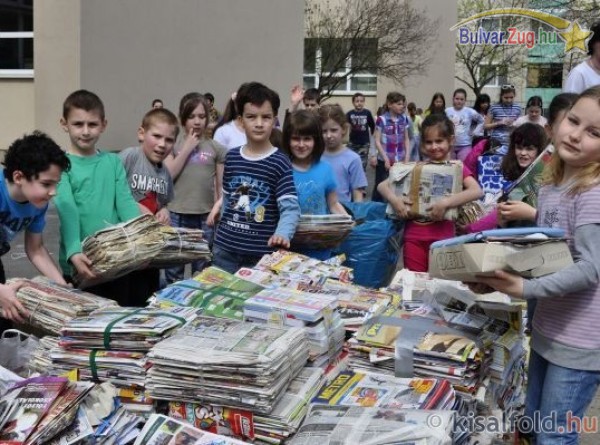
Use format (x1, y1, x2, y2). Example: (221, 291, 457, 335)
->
(0, 329, 39, 376)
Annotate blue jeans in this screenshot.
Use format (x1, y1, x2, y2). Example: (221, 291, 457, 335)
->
(523, 348, 600, 444)
(164, 212, 213, 284)
(212, 245, 262, 274)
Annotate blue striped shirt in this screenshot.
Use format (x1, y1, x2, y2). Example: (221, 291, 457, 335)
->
(489, 103, 521, 147)
(214, 146, 298, 255)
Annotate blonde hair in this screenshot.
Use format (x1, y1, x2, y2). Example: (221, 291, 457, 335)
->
(544, 86, 600, 195)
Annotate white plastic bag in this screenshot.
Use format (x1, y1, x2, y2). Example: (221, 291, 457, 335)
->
(0, 329, 39, 376)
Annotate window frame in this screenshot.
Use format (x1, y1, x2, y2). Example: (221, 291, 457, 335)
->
(480, 64, 508, 87)
(0, 0, 34, 78)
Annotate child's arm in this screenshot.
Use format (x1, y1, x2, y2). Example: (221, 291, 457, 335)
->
(428, 176, 483, 221)
(207, 197, 222, 227)
(289, 85, 304, 113)
(373, 127, 389, 169)
(0, 281, 28, 322)
(403, 128, 411, 163)
(215, 162, 224, 202)
(483, 111, 497, 130)
(164, 130, 201, 180)
(327, 191, 349, 215)
(377, 179, 412, 219)
(269, 197, 300, 249)
(352, 189, 365, 203)
(24, 232, 67, 285)
(54, 171, 86, 272)
(155, 207, 171, 225)
(114, 158, 143, 222)
(497, 201, 536, 225)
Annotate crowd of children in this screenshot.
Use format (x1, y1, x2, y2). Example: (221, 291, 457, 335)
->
(2, 76, 600, 443)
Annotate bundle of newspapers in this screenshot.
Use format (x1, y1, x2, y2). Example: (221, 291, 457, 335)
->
(79, 214, 210, 286)
(256, 250, 353, 283)
(289, 405, 456, 445)
(243, 288, 345, 367)
(291, 214, 354, 250)
(134, 414, 250, 445)
(146, 316, 309, 414)
(8, 277, 118, 335)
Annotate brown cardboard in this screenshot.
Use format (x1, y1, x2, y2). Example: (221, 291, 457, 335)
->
(428, 240, 573, 282)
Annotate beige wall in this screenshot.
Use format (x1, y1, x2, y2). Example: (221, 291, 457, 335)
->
(0, 80, 34, 151)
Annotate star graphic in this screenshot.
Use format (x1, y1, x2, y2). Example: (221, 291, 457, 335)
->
(559, 21, 592, 53)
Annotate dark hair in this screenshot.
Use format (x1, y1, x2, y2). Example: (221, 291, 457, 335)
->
(547, 92, 577, 127)
(303, 88, 321, 104)
(473, 94, 491, 115)
(178, 92, 209, 127)
(4, 131, 70, 183)
(204, 92, 215, 103)
(386, 91, 406, 105)
(235, 82, 280, 116)
(151, 98, 163, 107)
(141, 108, 180, 138)
(501, 123, 547, 181)
(420, 113, 454, 140)
(427, 92, 446, 114)
(281, 110, 325, 164)
(63, 89, 105, 120)
(498, 84, 515, 103)
(352, 92, 365, 101)
(588, 22, 600, 56)
(453, 88, 467, 99)
(270, 128, 283, 148)
(407, 102, 417, 118)
(525, 95, 543, 110)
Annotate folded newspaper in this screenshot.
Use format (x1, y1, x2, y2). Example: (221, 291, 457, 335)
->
(386, 161, 463, 220)
(291, 214, 355, 250)
(256, 250, 353, 283)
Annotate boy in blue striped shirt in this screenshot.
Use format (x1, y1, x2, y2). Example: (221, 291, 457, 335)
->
(210, 82, 300, 273)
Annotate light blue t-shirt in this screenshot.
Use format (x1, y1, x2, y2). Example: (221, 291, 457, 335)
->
(0, 169, 46, 243)
(321, 148, 368, 203)
(445, 106, 484, 147)
(293, 161, 337, 215)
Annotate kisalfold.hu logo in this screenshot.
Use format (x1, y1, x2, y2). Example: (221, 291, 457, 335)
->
(451, 8, 593, 54)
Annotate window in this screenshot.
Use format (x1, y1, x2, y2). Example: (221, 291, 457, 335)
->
(303, 38, 377, 94)
(480, 64, 508, 87)
(0, 0, 33, 78)
(527, 63, 562, 88)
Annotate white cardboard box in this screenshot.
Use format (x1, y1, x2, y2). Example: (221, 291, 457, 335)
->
(428, 240, 573, 282)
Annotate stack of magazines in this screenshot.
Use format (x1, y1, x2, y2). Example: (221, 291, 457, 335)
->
(256, 250, 353, 283)
(291, 214, 354, 250)
(134, 414, 251, 445)
(289, 404, 456, 445)
(150, 225, 211, 268)
(243, 288, 345, 367)
(146, 316, 309, 414)
(8, 277, 118, 335)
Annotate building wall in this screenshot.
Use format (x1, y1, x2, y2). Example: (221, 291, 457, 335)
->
(0, 79, 34, 152)
(33, 0, 303, 151)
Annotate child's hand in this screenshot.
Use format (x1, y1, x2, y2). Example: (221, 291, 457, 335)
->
(70, 253, 97, 280)
(477, 270, 524, 298)
(290, 85, 304, 110)
(182, 127, 201, 152)
(0, 281, 28, 323)
(155, 208, 171, 225)
(466, 281, 496, 294)
(427, 198, 450, 221)
(268, 235, 290, 249)
(391, 196, 412, 219)
(369, 156, 378, 168)
(207, 208, 219, 227)
(384, 155, 391, 170)
(497, 201, 536, 222)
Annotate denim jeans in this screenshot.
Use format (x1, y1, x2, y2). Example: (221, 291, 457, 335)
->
(522, 348, 600, 444)
(212, 245, 262, 274)
(164, 212, 213, 284)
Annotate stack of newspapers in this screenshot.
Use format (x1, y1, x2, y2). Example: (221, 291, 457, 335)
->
(243, 288, 345, 367)
(291, 214, 354, 250)
(289, 405, 456, 445)
(151, 225, 211, 268)
(146, 316, 309, 414)
(256, 250, 353, 283)
(9, 277, 118, 335)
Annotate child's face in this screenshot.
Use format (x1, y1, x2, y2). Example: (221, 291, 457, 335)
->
(353, 96, 365, 111)
(501, 92, 515, 105)
(433, 97, 444, 108)
(514, 144, 539, 169)
(12, 164, 62, 208)
(527, 106, 542, 121)
(60, 108, 107, 154)
(239, 101, 276, 146)
(289, 134, 315, 164)
(184, 103, 208, 136)
(303, 98, 319, 111)
(388, 100, 405, 116)
(138, 122, 177, 164)
(421, 126, 452, 161)
(555, 97, 600, 169)
(453, 93, 466, 109)
(322, 118, 345, 151)
(480, 101, 490, 112)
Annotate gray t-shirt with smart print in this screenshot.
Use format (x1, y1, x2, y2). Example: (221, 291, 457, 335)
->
(168, 139, 227, 215)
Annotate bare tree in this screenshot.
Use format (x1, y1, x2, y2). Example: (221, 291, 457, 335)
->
(454, 0, 529, 98)
(305, 0, 440, 100)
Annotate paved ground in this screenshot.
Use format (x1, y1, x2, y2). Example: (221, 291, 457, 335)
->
(5, 177, 600, 443)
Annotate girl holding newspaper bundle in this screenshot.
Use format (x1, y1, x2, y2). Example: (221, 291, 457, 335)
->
(477, 86, 600, 444)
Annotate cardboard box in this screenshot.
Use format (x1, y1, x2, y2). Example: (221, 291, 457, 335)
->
(428, 240, 573, 282)
(386, 161, 463, 220)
